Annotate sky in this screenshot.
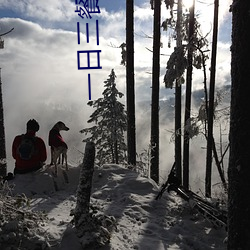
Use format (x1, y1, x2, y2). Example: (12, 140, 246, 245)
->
(0, 0, 232, 189)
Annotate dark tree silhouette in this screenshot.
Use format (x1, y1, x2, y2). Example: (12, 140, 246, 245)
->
(126, 0, 136, 166)
(183, 0, 195, 190)
(150, 0, 161, 184)
(228, 0, 250, 248)
(0, 69, 6, 177)
(205, 0, 219, 197)
(175, 0, 183, 183)
(0, 27, 14, 177)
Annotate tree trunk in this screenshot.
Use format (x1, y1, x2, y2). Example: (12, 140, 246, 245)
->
(0, 69, 7, 177)
(183, 0, 195, 190)
(114, 140, 119, 164)
(114, 115, 119, 164)
(205, 0, 219, 197)
(74, 142, 116, 248)
(175, 0, 183, 183)
(126, 0, 136, 166)
(150, 0, 161, 184)
(228, 0, 250, 248)
(74, 142, 95, 228)
(211, 137, 227, 191)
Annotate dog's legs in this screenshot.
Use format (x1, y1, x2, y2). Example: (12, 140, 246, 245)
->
(64, 153, 68, 171)
(52, 149, 60, 177)
(57, 154, 61, 164)
(61, 152, 69, 183)
(52, 147, 68, 176)
(61, 152, 68, 171)
(61, 153, 65, 166)
(50, 147, 54, 165)
(54, 163, 58, 177)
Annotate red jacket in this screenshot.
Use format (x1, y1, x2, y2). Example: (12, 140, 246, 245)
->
(12, 131, 47, 171)
(48, 128, 68, 149)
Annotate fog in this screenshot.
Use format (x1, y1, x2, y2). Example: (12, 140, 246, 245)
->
(0, 1, 231, 193)
(136, 88, 230, 193)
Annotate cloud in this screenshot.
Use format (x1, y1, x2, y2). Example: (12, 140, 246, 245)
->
(0, 17, 112, 169)
(134, 4, 153, 21)
(194, 0, 232, 39)
(0, 1, 232, 189)
(0, 0, 75, 22)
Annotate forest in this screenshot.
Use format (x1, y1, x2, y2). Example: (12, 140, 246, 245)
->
(0, 0, 250, 249)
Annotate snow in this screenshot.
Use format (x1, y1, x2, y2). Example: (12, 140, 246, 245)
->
(2, 164, 227, 250)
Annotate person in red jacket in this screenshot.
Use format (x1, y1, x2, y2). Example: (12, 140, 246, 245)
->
(12, 119, 47, 174)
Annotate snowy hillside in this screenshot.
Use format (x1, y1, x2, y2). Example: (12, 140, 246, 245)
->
(0, 164, 227, 250)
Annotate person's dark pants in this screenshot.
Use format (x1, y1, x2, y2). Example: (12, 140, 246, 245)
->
(14, 165, 43, 175)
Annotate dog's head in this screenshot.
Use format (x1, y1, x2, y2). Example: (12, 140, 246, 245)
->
(53, 121, 69, 131)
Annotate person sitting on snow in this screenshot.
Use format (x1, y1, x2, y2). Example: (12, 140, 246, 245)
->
(12, 119, 47, 174)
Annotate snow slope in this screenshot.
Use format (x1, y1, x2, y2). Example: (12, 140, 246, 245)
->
(1, 164, 227, 250)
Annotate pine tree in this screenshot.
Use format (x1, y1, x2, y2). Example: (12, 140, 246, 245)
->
(80, 69, 127, 166)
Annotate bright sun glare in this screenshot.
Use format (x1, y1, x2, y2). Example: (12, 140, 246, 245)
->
(183, 0, 194, 9)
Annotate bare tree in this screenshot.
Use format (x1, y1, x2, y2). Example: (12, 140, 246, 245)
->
(228, 0, 250, 248)
(126, 0, 136, 166)
(205, 0, 219, 197)
(175, 0, 183, 183)
(183, 0, 195, 190)
(0, 28, 14, 177)
(0, 69, 6, 177)
(150, 0, 161, 184)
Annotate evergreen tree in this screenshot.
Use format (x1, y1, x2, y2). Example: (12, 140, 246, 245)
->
(80, 69, 127, 166)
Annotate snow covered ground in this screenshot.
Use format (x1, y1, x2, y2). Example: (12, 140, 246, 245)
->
(1, 164, 227, 250)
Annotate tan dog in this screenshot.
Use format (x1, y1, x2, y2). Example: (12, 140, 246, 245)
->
(48, 121, 69, 176)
